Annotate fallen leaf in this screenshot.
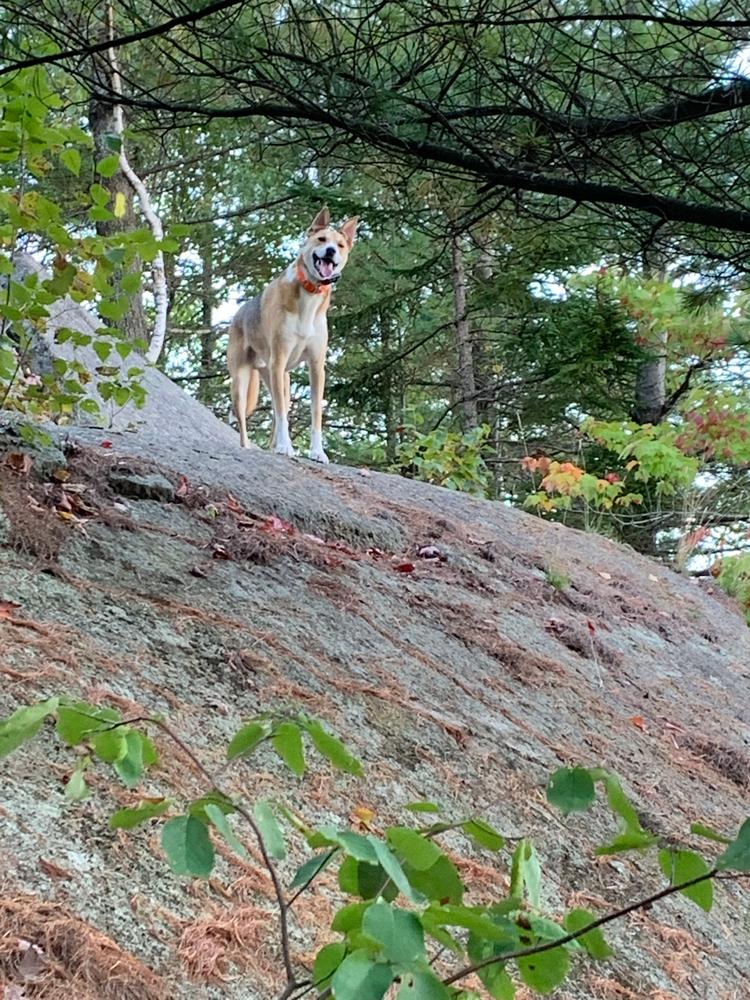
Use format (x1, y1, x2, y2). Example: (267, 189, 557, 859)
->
(629, 715, 647, 732)
(100, 440, 112, 449)
(16, 939, 47, 982)
(176, 474, 189, 498)
(358, 468, 372, 478)
(648, 574, 659, 582)
(598, 571, 612, 580)
(351, 805, 375, 828)
(5, 452, 33, 475)
(587, 619, 597, 635)
(394, 561, 415, 573)
(0, 599, 21, 618)
(211, 544, 232, 561)
(56, 510, 76, 522)
(50, 467, 70, 482)
(38, 857, 73, 880)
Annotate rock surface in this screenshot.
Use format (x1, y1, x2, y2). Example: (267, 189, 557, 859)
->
(1, 396, 749, 999)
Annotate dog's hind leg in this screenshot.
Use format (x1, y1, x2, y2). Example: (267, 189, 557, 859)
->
(246, 367, 260, 418)
(269, 352, 295, 457)
(231, 366, 253, 449)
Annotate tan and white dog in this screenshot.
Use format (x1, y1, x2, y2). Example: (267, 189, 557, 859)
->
(227, 206, 357, 464)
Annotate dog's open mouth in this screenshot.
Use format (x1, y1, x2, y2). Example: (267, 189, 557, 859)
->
(313, 258, 336, 279)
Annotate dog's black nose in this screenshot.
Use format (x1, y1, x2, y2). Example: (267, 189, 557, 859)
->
(323, 245, 336, 259)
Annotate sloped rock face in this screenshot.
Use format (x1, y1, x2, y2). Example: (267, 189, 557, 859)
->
(1, 406, 749, 999)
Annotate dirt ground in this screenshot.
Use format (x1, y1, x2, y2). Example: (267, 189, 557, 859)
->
(1, 412, 749, 1000)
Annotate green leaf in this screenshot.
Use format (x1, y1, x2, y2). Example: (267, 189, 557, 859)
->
(595, 830, 657, 855)
(96, 154, 120, 177)
(426, 904, 517, 945)
(546, 767, 595, 815)
(93, 340, 111, 362)
(161, 815, 215, 877)
(168, 223, 191, 237)
(510, 840, 541, 907)
(320, 828, 379, 864)
(517, 946, 570, 994)
(253, 799, 285, 859)
(110, 798, 170, 829)
(462, 819, 504, 851)
(59, 147, 80, 176)
(89, 182, 110, 205)
(387, 827, 442, 871)
(339, 857, 394, 900)
(0, 698, 59, 758)
(404, 854, 464, 905)
(331, 950, 394, 1000)
(56, 701, 116, 745)
(189, 789, 236, 823)
(562, 909, 613, 959)
(363, 900, 425, 965)
(304, 718, 363, 775)
(120, 271, 141, 295)
(658, 850, 713, 912)
(64, 757, 90, 802)
(205, 803, 248, 860)
(717, 818, 750, 871)
(227, 720, 269, 760)
(272, 721, 305, 776)
(313, 941, 346, 990)
(478, 965, 515, 1000)
(290, 849, 336, 890)
(332, 901, 372, 933)
(397, 968, 451, 999)
(371, 838, 425, 904)
(405, 801, 441, 814)
(690, 822, 731, 845)
(114, 730, 149, 787)
(91, 727, 127, 763)
(602, 774, 641, 830)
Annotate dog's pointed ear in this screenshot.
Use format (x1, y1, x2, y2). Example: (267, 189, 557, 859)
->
(340, 216, 358, 247)
(308, 206, 330, 233)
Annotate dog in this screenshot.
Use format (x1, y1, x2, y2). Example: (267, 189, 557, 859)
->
(227, 206, 357, 464)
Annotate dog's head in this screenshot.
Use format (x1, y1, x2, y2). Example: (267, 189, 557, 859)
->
(298, 206, 358, 285)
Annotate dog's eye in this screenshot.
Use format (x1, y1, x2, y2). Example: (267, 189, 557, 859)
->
(317, 236, 326, 242)
(338, 243, 344, 249)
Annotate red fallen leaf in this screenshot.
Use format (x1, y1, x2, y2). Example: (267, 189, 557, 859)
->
(0, 599, 21, 618)
(38, 856, 73, 880)
(5, 452, 33, 475)
(175, 474, 189, 498)
(587, 619, 597, 635)
(394, 561, 415, 573)
(100, 440, 112, 449)
(629, 715, 647, 732)
(226, 493, 244, 514)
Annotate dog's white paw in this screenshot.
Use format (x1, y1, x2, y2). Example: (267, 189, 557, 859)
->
(308, 446, 329, 465)
(273, 440, 296, 458)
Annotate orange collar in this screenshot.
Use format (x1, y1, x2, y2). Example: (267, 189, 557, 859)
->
(295, 265, 329, 295)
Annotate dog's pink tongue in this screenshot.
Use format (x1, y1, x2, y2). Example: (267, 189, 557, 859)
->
(319, 260, 334, 278)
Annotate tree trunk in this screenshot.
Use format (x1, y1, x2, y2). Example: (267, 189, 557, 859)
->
(632, 328, 667, 425)
(197, 237, 216, 406)
(451, 237, 478, 430)
(88, 94, 148, 344)
(380, 311, 398, 464)
(472, 240, 493, 425)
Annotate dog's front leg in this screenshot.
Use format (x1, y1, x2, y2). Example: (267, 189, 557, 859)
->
(269, 352, 295, 457)
(308, 352, 329, 464)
